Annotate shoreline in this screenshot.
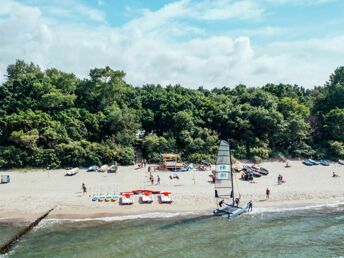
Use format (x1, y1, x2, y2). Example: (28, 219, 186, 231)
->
(1, 198, 344, 224)
(1, 160, 344, 222)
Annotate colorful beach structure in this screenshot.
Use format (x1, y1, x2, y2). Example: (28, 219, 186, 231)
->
(161, 153, 184, 170)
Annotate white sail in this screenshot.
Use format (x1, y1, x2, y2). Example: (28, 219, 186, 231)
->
(214, 140, 234, 205)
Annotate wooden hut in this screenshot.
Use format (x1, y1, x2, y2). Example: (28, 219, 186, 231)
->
(162, 153, 184, 170)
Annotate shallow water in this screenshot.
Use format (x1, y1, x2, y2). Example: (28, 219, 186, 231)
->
(0, 223, 21, 246)
(2, 208, 344, 258)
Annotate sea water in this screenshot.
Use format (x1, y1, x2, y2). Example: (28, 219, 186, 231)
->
(1, 207, 344, 258)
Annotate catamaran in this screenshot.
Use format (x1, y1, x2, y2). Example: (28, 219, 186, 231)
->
(213, 140, 249, 218)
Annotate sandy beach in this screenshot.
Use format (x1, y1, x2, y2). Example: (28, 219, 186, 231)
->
(1, 160, 344, 221)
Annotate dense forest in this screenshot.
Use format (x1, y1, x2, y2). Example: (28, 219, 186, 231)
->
(0, 60, 343, 168)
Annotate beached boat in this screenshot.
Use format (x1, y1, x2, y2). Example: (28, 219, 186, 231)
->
(252, 166, 269, 176)
(308, 159, 319, 165)
(213, 141, 249, 218)
(120, 192, 134, 205)
(244, 166, 261, 178)
(97, 195, 106, 202)
(319, 160, 330, 166)
(111, 194, 120, 202)
(159, 192, 172, 204)
(108, 164, 118, 173)
(65, 167, 79, 176)
(105, 195, 113, 202)
(98, 165, 109, 172)
(87, 165, 99, 172)
(213, 140, 249, 219)
(140, 192, 154, 204)
(175, 164, 193, 172)
(303, 160, 313, 166)
(241, 166, 254, 181)
(338, 160, 344, 165)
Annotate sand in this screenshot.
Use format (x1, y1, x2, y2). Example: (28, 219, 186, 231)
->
(1, 160, 344, 221)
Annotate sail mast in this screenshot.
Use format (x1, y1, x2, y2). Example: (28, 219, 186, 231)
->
(229, 142, 235, 206)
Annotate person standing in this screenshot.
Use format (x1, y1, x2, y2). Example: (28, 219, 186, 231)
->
(82, 183, 87, 194)
(235, 197, 240, 207)
(248, 200, 253, 212)
(266, 187, 270, 199)
(150, 174, 153, 185)
(157, 175, 160, 185)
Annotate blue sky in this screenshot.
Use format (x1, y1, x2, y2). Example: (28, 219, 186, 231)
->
(1, 0, 344, 88)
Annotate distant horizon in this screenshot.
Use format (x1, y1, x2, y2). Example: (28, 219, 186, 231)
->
(1, 0, 344, 89)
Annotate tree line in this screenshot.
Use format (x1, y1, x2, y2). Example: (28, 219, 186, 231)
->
(0, 60, 343, 168)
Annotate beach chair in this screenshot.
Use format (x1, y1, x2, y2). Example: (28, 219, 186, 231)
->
(120, 192, 134, 205)
(140, 191, 153, 204)
(159, 192, 173, 204)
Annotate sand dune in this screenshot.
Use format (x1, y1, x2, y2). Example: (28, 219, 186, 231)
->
(0, 160, 344, 220)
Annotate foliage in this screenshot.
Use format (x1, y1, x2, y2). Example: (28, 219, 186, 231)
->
(0, 60, 343, 168)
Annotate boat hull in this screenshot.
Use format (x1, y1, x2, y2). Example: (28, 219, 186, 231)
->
(213, 204, 248, 219)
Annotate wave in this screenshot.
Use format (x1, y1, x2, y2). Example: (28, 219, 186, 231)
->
(250, 200, 344, 214)
(45, 211, 195, 223)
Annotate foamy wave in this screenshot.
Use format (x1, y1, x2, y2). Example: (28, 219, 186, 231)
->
(46, 212, 195, 223)
(251, 200, 344, 214)
(34, 218, 62, 230)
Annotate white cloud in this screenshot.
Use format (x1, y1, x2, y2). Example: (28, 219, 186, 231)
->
(77, 5, 105, 22)
(262, 0, 339, 5)
(192, 0, 264, 20)
(0, 0, 343, 88)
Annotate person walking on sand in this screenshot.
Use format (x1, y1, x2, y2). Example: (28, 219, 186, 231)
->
(82, 183, 87, 194)
(157, 175, 160, 185)
(278, 174, 282, 185)
(266, 187, 270, 199)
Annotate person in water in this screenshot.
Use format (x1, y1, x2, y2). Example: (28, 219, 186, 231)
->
(266, 187, 270, 199)
(248, 200, 253, 212)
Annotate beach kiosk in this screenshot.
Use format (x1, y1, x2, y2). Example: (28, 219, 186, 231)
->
(162, 153, 184, 170)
